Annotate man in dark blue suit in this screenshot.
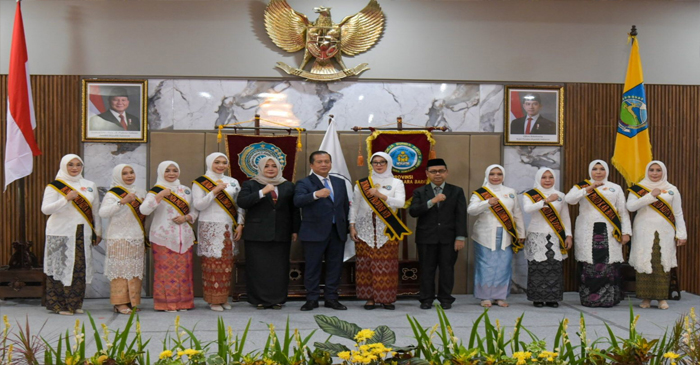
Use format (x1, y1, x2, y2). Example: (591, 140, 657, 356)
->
(294, 151, 350, 311)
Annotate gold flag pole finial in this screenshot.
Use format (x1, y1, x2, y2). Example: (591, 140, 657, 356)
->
(627, 25, 638, 45)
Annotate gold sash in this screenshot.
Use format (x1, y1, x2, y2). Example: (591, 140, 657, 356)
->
(575, 180, 622, 242)
(356, 177, 412, 241)
(628, 183, 676, 230)
(108, 186, 149, 247)
(474, 186, 521, 252)
(192, 175, 238, 227)
(523, 189, 568, 255)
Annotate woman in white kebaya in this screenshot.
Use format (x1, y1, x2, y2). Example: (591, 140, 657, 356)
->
(42, 154, 102, 315)
(627, 161, 687, 310)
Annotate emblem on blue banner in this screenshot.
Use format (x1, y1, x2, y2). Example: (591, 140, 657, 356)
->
(385, 142, 422, 173)
(238, 142, 287, 178)
(618, 83, 648, 138)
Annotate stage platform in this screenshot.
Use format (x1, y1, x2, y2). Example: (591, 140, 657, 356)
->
(1, 292, 696, 357)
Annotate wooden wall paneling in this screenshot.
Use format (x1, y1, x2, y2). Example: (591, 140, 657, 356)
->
(0, 75, 82, 267)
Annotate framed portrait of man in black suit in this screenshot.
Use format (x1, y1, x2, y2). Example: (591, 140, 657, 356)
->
(504, 86, 563, 146)
(82, 79, 147, 142)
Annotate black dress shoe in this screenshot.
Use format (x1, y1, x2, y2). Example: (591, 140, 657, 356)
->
(382, 303, 395, 310)
(300, 300, 319, 311)
(546, 302, 559, 308)
(533, 302, 544, 308)
(364, 304, 377, 310)
(440, 303, 452, 310)
(324, 300, 347, 310)
(420, 302, 432, 310)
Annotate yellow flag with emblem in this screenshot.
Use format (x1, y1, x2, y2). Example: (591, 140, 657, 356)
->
(611, 30, 653, 186)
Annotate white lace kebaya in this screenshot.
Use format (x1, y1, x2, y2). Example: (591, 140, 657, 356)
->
(564, 160, 632, 265)
(99, 164, 146, 281)
(192, 153, 244, 258)
(522, 168, 572, 262)
(627, 160, 687, 274)
(41, 154, 102, 286)
(349, 152, 406, 248)
(140, 161, 198, 254)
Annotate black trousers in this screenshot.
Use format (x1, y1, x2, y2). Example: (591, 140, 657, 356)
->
(417, 242, 458, 304)
(302, 225, 345, 301)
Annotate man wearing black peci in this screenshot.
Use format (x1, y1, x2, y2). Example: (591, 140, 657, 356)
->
(409, 158, 467, 310)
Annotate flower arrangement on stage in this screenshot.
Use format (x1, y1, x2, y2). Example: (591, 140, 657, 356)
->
(0, 306, 696, 365)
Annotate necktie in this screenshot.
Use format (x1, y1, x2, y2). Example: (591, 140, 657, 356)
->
(119, 113, 128, 130)
(525, 117, 533, 134)
(323, 178, 334, 202)
(270, 189, 278, 205)
(323, 178, 335, 223)
(434, 186, 442, 208)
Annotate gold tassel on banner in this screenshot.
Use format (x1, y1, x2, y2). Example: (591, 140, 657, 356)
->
(296, 128, 303, 151)
(357, 133, 365, 166)
(217, 125, 223, 143)
(428, 132, 437, 159)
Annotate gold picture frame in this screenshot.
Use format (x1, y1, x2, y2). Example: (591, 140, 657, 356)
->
(504, 85, 564, 146)
(82, 79, 148, 143)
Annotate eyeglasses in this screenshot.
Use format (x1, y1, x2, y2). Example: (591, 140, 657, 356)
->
(371, 161, 387, 166)
(427, 169, 447, 174)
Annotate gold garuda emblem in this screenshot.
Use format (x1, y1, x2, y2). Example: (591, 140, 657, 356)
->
(264, 0, 385, 81)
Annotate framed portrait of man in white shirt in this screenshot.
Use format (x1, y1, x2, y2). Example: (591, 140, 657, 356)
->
(505, 86, 563, 146)
(82, 79, 147, 142)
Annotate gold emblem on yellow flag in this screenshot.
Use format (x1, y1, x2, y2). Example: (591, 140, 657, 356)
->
(264, 0, 385, 81)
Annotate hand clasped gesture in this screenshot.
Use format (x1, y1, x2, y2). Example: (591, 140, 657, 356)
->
(585, 182, 604, 193)
(432, 193, 446, 205)
(487, 197, 499, 206)
(155, 188, 171, 203)
(172, 215, 189, 225)
(545, 193, 559, 203)
(120, 193, 136, 205)
(212, 181, 228, 194)
(316, 188, 331, 198)
(65, 191, 79, 201)
(261, 184, 275, 195)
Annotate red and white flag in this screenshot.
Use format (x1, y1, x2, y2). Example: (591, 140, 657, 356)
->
(4, 1, 41, 191)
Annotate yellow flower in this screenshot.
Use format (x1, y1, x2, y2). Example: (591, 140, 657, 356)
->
(96, 354, 108, 365)
(538, 350, 558, 362)
(338, 351, 351, 360)
(359, 344, 370, 352)
(354, 329, 375, 343)
(7, 344, 13, 363)
(159, 350, 173, 359)
(512, 351, 533, 365)
(177, 351, 185, 357)
(663, 352, 680, 359)
(174, 315, 181, 329)
(3, 315, 9, 336)
(136, 321, 141, 336)
(65, 356, 76, 365)
(183, 348, 200, 357)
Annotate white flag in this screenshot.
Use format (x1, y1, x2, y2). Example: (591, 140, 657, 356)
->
(318, 117, 355, 260)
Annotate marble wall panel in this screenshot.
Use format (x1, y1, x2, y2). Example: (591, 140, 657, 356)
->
(82, 143, 148, 298)
(503, 145, 562, 292)
(147, 79, 505, 132)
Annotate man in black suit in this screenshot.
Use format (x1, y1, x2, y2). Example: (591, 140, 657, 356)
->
(510, 93, 556, 135)
(294, 151, 350, 311)
(88, 87, 141, 132)
(409, 158, 467, 310)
